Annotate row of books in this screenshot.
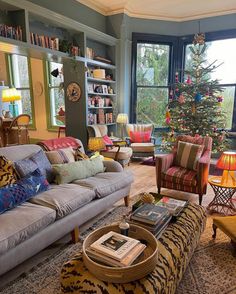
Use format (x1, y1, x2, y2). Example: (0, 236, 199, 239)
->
(0, 24, 23, 41)
(30, 32, 59, 51)
(88, 111, 113, 125)
(86, 231, 146, 267)
(129, 197, 187, 237)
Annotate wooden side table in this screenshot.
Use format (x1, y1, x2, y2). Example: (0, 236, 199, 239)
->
(208, 176, 236, 215)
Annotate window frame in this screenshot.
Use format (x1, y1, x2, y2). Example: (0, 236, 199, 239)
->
(131, 29, 236, 131)
(44, 60, 65, 131)
(7, 53, 36, 129)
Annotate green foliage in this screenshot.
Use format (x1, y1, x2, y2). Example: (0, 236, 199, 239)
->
(165, 42, 227, 153)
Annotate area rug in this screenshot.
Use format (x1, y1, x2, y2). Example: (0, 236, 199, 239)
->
(1, 207, 235, 294)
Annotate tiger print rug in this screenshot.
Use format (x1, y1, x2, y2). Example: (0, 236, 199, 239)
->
(1, 205, 235, 294)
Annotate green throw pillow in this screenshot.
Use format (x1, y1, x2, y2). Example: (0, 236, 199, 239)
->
(175, 141, 204, 171)
(52, 157, 104, 184)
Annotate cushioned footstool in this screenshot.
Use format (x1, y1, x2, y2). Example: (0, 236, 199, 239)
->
(60, 203, 206, 294)
(212, 216, 236, 249)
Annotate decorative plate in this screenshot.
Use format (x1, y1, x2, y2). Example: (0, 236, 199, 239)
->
(66, 82, 81, 102)
(34, 81, 43, 96)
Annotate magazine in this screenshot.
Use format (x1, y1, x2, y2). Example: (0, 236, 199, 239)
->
(86, 242, 146, 267)
(90, 231, 140, 261)
(156, 197, 187, 215)
(130, 203, 169, 225)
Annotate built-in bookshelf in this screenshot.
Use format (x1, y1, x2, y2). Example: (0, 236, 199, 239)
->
(0, 0, 118, 147)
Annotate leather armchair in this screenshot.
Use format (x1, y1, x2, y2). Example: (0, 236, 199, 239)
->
(156, 135, 212, 205)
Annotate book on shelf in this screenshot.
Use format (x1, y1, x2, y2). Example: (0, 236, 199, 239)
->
(90, 231, 140, 261)
(130, 203, 170, 225)
(156, 197, 188, 215)
(86, 242, 146, 267)
(0, 24, 22, 41)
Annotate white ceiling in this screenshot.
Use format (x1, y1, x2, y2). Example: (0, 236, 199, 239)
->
(78, 0, 236, 21)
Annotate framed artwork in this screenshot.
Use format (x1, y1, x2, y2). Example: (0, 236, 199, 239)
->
(102, 85, 108, 94)
(88, 83, 94, 93)
(66, 82, 82, 102)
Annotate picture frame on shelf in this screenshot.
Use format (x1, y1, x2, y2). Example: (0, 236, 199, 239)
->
(102, 85, 108, 94)
(94, 84, 103, 93)
(88, 83, 94, 93)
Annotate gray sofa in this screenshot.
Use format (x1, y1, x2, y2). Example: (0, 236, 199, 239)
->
(0, 143, 133, 276)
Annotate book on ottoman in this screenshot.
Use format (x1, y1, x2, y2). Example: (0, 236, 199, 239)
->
(156, 197, 188, 216)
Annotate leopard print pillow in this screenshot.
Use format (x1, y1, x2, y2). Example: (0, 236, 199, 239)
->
(0, 156, 17, 187)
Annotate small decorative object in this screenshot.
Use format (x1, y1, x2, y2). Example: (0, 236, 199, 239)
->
(66, 82, 81, 102)
(217, 96, 223, 103)
(70, 45, 79, 57)
(2, 87, 21, 117)
(178, 94, 185, 104)
(119, 215, 130, 236)
(93, 69, 105, 79)
(193, 32, 205, 45)
(165, 107, 171, 124)
(107, 86, 113, 94)
(186, 75, 192, 84)
(94, 85, 103, 93)
(140, 192, 155, 204)
(58, 107, 65, 116)
(102, 85, 108, 94)
(105, 74, 113, 80)
(194, 92, 202, 102)
(34, 81, 43, 96)
(175, 72, 179, 82)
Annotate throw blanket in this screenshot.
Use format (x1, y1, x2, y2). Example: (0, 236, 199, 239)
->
(60, 203, 206, 294)
(38, 137, 81, 151)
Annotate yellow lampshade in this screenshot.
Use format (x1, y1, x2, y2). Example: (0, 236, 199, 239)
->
(116, 113, 128, 124)
(2, 88, 21, 103)
(88, 137, 105, 152)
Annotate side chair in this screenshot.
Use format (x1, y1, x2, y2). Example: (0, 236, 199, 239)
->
(156, 135, 212, 205)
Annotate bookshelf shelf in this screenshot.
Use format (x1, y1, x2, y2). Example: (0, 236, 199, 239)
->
(88, 92, 116, 97)
(87, 77, 116, 84)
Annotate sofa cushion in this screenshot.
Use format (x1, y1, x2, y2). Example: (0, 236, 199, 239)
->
(14, 149, 53, 182)
(162, 166, 197, 186)
(45, 147, 75, 164)
(73, 171, 134, 198)
(101, 147, 132, 160)
(29, 184, 96, 219)
(0, 155, 17, 187)
(130, 130, 151, 143)
(52, 157, 104, 185)
(130, 143, 155, 153)
(0, 202, 56, 255)
(0, 169, 49, 214)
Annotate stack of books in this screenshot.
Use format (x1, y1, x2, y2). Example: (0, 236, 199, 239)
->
(129, 203, 171, 237)
(30, 32, 59, 51)
(0, 24, 23, 41)
(86, 231, 146, 267)
(156, 197, 187, 216)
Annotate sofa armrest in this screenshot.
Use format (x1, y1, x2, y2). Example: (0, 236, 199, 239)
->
(197, 150, 211, 194)
(103, 160, 123, 172)
(156, 153, 175, 189)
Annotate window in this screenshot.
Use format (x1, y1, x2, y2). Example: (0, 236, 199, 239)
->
(185, 38, 236, 129)
(46, 61, 64, 128)
(131, 34, 178, 127)
(8, 54, 34, 125)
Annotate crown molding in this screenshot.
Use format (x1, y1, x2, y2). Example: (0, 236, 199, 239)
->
(78, 0, 236, 22)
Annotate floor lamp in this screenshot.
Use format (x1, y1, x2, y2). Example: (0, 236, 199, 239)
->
(116, 113, 128, 139)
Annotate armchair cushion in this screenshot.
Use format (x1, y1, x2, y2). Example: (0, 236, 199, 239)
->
(175, 141, 204, 171)
(162, 166, 197, 186)
(130, 143, 155, 153)
(130, 130, 151, 143)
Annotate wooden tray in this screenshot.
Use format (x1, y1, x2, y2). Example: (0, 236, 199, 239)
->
(82, 223, 158, 283)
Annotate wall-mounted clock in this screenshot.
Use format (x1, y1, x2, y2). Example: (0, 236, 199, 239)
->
(66, 82, 81, 102)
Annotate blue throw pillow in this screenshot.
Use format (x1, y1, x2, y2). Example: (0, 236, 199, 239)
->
(14, 149, 54, 183)
(0, 169, 49, 214)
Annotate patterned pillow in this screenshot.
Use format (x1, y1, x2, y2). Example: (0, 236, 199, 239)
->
(130, 131, 151, 143)
(175, 141, 204, 171)
(45, 147, 75, 164)
(0, 169, 49, 214)
(14, 150, 53, 183)
(74, 149, 89, 161)
(0, 156, 17, 188)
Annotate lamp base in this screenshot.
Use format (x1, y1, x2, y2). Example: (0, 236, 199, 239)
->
(221, 170, 236, 186)
(9, 103, 19, 117)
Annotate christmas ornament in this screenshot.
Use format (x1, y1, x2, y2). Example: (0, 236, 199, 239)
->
(140, 193, 155, 204)
(193, 32, 205, 45)
(186, 75, 192, 84)
(217, 96, 223, 103)
(175, 88, 180, 97)
(165, 108, 171, 124)
(195, 92, 202, 102)
(178, 94, 185, 104)
(175, 72, 179, 82)
(169, 89, 174, 101)
(192, 104, 196, 114)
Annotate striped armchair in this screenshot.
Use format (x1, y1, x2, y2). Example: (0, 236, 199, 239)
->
(156, 135, 212, 205)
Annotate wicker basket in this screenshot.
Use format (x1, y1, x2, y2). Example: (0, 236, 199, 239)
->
(82, 223, 158, 283)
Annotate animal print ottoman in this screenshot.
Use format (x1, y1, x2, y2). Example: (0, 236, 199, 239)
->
(60, 203, 206, 294)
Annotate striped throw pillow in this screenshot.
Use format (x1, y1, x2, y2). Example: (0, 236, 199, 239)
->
(175, 141, 204, 171)
(45, 147, 75, 164)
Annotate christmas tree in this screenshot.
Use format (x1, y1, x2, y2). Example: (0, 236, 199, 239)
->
(164, 33, 227, 153)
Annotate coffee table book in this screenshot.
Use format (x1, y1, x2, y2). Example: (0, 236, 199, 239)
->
(90, 231, 140, 261)
(156, 197, 188, 216)
(130, 203, 169, 225)
(86, 242, 146, 267)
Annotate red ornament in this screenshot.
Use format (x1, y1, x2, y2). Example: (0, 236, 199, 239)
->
(175, 72, 179, 82)
(186, 75, 192, 84)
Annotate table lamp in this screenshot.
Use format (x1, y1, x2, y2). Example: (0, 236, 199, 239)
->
(116, 113, 128, 139)
(88, 137, 105, 157)
(2, 87, 21, 117)
(216, 151, 236, 185)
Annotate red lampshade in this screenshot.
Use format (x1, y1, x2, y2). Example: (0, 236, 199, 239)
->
(216, 151, 236, 170)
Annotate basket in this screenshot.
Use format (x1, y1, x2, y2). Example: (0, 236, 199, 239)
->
(82, 223, 158, 283)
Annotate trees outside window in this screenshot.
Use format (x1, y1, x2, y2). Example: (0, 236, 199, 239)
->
(46, 61, 65, 128)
